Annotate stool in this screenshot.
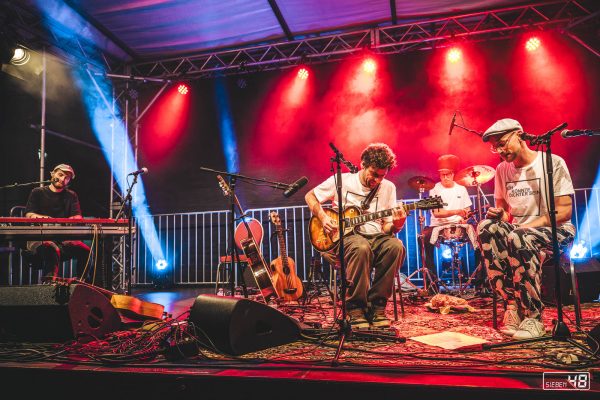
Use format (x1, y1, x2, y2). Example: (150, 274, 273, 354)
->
(215, 254, 248, 295)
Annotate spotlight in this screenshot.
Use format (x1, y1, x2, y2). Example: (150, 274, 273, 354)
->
(441, 246, 452, 260)
(570, 240, 588, 259)
(156, 259, 168, 270)
(297, 67, 309, 80)
(525, 37, 541, 52)
(362, 58, 376, 74)
(10, 47, 30, 66)
(177, 84, 189, 95)
(447, 47, 461, 63)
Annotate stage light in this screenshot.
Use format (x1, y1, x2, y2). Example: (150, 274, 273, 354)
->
(447, 47, 461, 63)
(297, 68, 309, 80)
(10, 47, 30, 66)
(177, 84, 189, 95)
(156, 259, 168, 270)
(525, 37, 541, 52)
(362, 58, 376, 74)
(570, 241, 588, 259)
(441, 246, 452, 260)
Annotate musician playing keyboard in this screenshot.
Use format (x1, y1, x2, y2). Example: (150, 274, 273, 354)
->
(305, 143, 406, 330)
(24, 164, 91, 282)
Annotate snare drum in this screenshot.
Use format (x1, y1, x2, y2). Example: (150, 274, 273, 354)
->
(441, 225, 468, 243)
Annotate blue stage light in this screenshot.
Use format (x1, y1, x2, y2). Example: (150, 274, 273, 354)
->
(215, 78, 239, 173)
(570, 240, 588, 260)
(156, 259, 168, 270)
(36, 0, 165, 264)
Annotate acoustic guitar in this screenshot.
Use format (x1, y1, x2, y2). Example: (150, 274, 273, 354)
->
(216, 175, 279, 301)
(269, 211, 304, 301)
(309, 196, 445, 252)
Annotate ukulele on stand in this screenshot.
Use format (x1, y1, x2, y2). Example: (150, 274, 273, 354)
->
(269, 211, 304, 301)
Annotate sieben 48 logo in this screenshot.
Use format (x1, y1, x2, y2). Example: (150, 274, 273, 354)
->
(543, 372, 590, 390)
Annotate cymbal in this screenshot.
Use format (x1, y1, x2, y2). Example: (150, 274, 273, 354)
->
(407, 176, 435, 191)
(454, 165, 495, 187)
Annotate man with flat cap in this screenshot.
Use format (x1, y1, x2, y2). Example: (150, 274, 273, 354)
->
(478, 118, 575, 339)
(25, 164, 91, 282)
(421, 154, 472, 290)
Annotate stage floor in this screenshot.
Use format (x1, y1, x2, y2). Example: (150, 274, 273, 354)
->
(0, 285, 599, 398)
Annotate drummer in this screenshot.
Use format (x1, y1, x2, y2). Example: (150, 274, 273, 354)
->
(421, 154, 472, 287)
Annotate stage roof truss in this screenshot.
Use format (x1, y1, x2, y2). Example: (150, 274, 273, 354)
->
(128, 0, 598, 80)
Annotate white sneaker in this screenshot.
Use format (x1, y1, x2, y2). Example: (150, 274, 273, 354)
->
(513, 318, 546, 339)
(499, 304, 521, 336)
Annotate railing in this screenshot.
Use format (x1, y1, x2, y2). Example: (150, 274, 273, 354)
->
(133, 187, 600, 286)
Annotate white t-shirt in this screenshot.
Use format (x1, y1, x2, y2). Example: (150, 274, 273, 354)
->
(494, 151, 574, 226)
(429, 182, 472, 226)
(313, 172, 397, 235)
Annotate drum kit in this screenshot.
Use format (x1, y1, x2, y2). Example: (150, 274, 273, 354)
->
(405, 164, 495, 296)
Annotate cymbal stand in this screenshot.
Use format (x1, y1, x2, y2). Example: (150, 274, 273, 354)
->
(405, 186, 444, 294)
(461, 173, 491, 293)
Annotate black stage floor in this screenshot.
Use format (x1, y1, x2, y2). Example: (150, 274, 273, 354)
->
(0, 284, 599, 399)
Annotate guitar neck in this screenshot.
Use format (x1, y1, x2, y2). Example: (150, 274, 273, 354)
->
(275, 227, 289, 266)
(346, 203, 418, 228)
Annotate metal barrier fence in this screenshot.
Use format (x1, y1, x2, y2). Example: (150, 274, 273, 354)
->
(134, 187, 599, 286)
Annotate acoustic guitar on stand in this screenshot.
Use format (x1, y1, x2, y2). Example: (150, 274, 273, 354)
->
(309, 196, 445, 252)
(269, 211, 303, 301)
(216, 175, 279, 301)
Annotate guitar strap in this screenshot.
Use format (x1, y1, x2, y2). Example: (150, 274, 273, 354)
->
(361, 184, 380, 211)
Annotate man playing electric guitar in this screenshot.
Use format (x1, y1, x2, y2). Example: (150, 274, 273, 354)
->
(305, 143, 406, 329)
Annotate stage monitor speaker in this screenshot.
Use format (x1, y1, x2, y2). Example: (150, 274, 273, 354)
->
(541, 257, 600, 306)
(0, 284, 121, 342)
(188, 294, 300, 355)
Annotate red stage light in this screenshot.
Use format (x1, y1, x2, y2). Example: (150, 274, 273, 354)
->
(525, 37, 541, 52)
(297, 68, 309, 80)
(362, 58, 376, 74)
(447, 47, 461, 63)
(177, 84, 189, 95)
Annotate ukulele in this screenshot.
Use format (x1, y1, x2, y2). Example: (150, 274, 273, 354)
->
(216, 175, 279, 301)
(309, 196, 444, 252)
(269, 211, 304, 301)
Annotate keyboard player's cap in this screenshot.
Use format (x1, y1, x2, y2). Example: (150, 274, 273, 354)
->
(52, 164, 75, 179)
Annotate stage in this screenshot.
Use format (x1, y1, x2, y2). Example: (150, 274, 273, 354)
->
(0, 286, 598, 398)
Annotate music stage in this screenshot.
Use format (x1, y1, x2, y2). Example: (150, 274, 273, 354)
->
(0, 286, 598, 399)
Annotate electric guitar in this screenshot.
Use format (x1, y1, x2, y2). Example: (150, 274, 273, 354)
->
(269, 211, 304, 301)
(217, 175, 278, 301)
(309, 196, 445, 252)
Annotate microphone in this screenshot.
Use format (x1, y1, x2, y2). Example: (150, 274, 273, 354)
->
(128, 167, 148, 176)
(283, 176, 308, 198)
(520, 122, 568, 144)
(561, 129, 600, 138)
(448, 111, 456, 136)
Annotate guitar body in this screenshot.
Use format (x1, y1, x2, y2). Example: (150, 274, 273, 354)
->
(270, 256, 304, 301)
(240, 237, 279, 300)
(308, 206, 362, 252)
(309, 197, 444, 251)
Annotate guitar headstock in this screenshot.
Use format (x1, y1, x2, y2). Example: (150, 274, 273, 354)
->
(216, 175, 231, 196)
(269, 211, 282, 227)
(416, 195, 445, 210)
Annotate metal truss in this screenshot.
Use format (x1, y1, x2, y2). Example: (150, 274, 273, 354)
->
(130, 0, 598, 80)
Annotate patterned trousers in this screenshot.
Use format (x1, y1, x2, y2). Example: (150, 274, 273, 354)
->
(477, 219, 575, 319)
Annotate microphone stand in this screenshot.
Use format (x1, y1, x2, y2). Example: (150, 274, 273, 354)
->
(327, 144, 402, 367)
(0, 180, 52, 190)
(200, 167, 292, 299)
(114, 174, 140, 295)
(482, 124, 595, 357)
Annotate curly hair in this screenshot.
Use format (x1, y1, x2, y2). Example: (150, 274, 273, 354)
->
(360, 143, 397, 170)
